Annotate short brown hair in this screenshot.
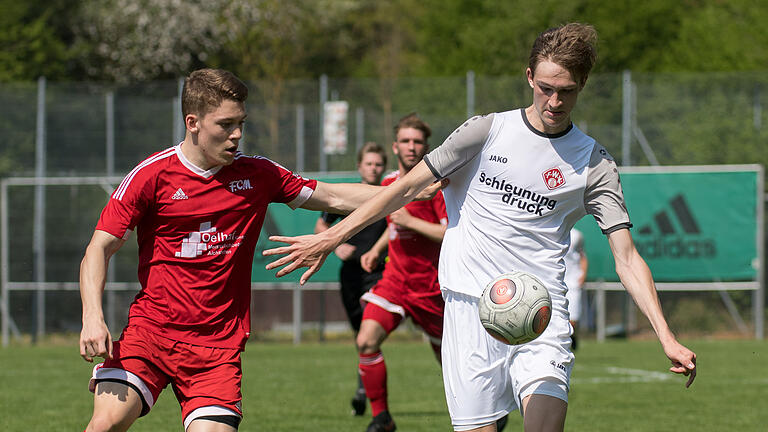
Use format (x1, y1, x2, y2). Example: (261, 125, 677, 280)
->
(182, 68, 248, 117)
(357, 142, 387, 166)
(528, 23, 597, 88)
(394, 112, 431, 141)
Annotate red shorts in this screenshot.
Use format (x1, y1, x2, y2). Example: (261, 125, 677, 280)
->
(90, 325, 242, 427)
(361, 272, 444, 341)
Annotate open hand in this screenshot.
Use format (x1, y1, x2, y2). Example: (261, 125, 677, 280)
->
(263, 233, 338, 284)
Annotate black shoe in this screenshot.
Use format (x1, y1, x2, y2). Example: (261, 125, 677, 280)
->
(366, 410, 396, 432)
(351, 390, 367, 416)
(496, 414, 509, 432)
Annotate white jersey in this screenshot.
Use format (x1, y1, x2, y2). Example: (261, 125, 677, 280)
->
(424, 109, 630, 316)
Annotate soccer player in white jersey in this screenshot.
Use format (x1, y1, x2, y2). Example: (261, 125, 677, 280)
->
(264, 23, 697, 432)
(563, 228, 588, 350)
(78, 68, 442, 432)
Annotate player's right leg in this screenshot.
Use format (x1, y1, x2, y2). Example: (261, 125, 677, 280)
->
(85, 326, 169, 431)
(86, 381, 143, 432)
(442, 290, 515, 432)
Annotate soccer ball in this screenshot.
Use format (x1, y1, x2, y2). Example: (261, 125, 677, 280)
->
(478, 271, 552, 345)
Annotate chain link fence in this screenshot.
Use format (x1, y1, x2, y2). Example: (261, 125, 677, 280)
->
(1, 71, 766, 343)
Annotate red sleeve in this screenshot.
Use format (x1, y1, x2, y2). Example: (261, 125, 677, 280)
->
(264, 158, 317, 205)
(95, 166, 154, 239)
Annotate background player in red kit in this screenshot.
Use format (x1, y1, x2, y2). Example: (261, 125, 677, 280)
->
(78, 69, 441, 432)
(314, 142, 389, 416)
(354, 113, 447, 432)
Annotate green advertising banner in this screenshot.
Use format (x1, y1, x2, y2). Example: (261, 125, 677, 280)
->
(254, 166, 761, 284)
(575, 166, 761, 282)
(252, 174, 360, 283)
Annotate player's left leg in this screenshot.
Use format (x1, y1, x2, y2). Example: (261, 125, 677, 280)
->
(172, 342, 244, 432)
(404, 288, 444, 365)
(521, 391, 567, 432)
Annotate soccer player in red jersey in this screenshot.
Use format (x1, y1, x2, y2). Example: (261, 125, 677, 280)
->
(78, 69, 441, 432)
(353, 113, 447, 432)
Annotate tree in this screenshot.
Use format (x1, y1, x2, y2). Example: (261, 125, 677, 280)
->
(73, 0, 227, 83)
(0, 0, 75, 81)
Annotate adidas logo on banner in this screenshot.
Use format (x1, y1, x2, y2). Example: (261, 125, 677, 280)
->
(171, 188, 189, 200)
(635, 194, 715, 258)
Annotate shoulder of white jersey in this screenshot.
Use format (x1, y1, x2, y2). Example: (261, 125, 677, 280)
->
(588, 141, 617, 167)
(112, 146, 177, 201)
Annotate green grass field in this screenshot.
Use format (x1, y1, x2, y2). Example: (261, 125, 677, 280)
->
(1, 337, 766, 431)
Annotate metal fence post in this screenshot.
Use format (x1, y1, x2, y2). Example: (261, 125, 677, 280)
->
(621, 70, 632, 167)
(1, 180, 8, 347)
(466, 70, 475, 119)
(319, 75, 328, 173)
(105, 91, 117, 330)
(173, 78, 184, 145)
(596, 282, 606, 342)
(355, 107, 364, 153)
(756, 167, 765, 339)
(293, 284, 302, 345)
(34, 76, 47, 343)
(296, 104, 305, 173)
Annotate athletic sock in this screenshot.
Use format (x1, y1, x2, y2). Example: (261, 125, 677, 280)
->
(359, 351, 388, 416)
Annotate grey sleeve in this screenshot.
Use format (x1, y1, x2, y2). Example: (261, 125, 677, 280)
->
(423, 114, 494, 179)
(584, 144, 632, 234)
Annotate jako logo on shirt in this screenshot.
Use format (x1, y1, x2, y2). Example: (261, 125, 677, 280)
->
(229, 179, 253, 192)
(489, 155, 508, 163)
(175, 221, 242, 258)
(542, 167, 565, 190)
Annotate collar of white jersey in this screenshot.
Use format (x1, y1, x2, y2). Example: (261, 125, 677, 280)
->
(519, 109, 573, 139)
(175, 143, 223, 178)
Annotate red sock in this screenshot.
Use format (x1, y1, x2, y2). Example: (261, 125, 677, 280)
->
(359, 351, 388, 416)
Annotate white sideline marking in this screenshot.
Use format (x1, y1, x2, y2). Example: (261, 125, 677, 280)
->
(572, 366, 673, 384)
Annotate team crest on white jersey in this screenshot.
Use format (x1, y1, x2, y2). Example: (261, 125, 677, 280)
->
(171, 188, 189, 200)
(542, 167, 565, 190)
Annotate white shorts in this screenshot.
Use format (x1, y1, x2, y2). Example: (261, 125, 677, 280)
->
(441, 290, 574, 431)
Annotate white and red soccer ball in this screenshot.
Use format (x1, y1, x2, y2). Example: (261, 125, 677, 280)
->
(478, 271, 552, 345)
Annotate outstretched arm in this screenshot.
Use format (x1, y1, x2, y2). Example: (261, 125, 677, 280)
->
(301, 178, 444, 215)
(79, 229, 125, 362)
(607, 228, 697, 387)
(265, 161, 438, 284)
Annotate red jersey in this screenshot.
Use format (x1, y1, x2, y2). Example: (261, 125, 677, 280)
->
(96, 145, 317, 350)
(381, 171, 447, 292)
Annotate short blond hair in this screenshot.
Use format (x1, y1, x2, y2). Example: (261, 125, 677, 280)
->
(528, 23, 598, 88)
